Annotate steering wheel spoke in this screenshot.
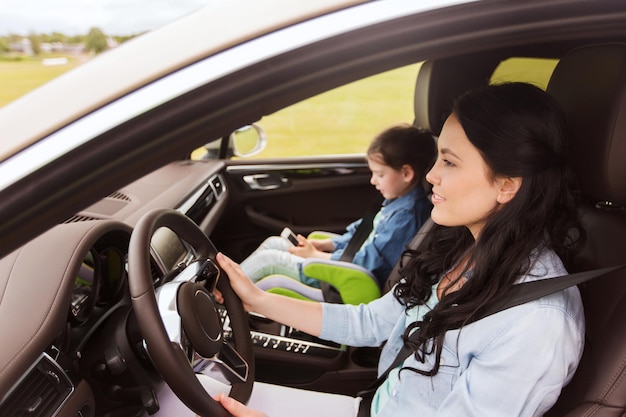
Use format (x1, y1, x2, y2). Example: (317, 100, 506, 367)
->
(154, 280, 186, 348)
(194, 341, 249, 385)
(154, 260, 221, 350)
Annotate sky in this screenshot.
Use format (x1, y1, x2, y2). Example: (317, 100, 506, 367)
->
(0, 0, 216, 36)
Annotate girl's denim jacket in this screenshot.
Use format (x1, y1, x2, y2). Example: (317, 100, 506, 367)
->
(330, 185, 431, 287)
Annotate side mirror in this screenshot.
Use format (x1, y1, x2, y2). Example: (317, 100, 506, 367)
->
(229, 123, 267, 157)
(191, 123, 267, 160)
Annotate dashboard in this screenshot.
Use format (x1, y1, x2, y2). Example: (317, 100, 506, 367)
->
(0, 160, 227, 417)
(0, 158, 370, 417)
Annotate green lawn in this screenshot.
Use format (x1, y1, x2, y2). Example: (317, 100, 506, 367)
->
(258, 63, 423, 157)
(0, 56, 83, 106)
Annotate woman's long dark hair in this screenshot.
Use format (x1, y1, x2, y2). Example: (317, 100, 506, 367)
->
(394, 82, 585, 376)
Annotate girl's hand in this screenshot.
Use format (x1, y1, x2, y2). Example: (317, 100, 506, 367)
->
(309, 238, 335, 252)
(216, 252, 265, 312)
(288, 235, 317, 258)
(212, 393, 268, 417)
(289, 235, 333, 259)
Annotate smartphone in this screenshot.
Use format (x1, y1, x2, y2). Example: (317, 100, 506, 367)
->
(280, 227, 299, 246)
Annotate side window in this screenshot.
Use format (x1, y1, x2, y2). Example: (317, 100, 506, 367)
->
(490, 57, 559, 90)
(192, 58, 557, 161)
(192, 63, 423, 160)
(255, 63, 422, 158)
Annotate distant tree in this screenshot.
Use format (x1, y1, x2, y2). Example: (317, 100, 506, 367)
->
(7, 34, 22, 44)
(28, 33, 42, 55)
(49, 32, 66, 43)
(85, 27, 107, 54)
(0, 38, 9, 54)
(39, 32, 65, 44)
(114, 34, 137, 44)
(67, 34, 84, 45)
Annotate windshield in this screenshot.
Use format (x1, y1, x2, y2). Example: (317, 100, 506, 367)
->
(0, 0, 209, 107)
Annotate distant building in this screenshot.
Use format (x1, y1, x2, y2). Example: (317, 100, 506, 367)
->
(9, 38, 33, 55)
(7, 37, 86, 55)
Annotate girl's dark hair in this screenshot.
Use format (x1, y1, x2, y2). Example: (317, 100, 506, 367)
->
(367, 123, 437, 188)
(394, 82, 585, 376)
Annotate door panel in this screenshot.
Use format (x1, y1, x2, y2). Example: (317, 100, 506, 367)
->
(211, 157, 378, 262)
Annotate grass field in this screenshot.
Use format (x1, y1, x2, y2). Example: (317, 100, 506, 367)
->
(257, 63, 423, 157)
(0, 56, 83, 106)
(0, 56, 557, 158)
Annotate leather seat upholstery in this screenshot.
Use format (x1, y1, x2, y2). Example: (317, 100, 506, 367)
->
(413, 54, 501, 136)
(396, 44, 626, 415)
(545, 43, 626, 417)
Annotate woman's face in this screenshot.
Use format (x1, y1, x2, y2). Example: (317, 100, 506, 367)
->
(426, 114, 506, 239)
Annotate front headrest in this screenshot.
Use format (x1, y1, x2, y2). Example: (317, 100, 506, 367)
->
(413, 55, 500, 136)
(547, 43, 626, 207)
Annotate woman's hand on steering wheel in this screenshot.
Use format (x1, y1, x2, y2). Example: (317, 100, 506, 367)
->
(211, 393, 268, 417)
(216, 252, 266, 313)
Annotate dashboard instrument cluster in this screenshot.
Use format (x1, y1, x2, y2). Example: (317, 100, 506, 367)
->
(70, 246, 127, 324)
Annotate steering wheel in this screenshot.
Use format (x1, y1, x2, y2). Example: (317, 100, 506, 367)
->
(128, 208, 254, 417)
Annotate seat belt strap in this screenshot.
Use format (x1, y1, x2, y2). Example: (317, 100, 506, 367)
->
(338, 196, 384, 263)
(321, 196, 383, 303)
(356, 264, 626, 416)
(476, 265, 624, 320)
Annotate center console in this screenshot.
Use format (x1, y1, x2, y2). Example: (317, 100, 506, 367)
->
(221, 307, 378, 396)
(247, 313, 344, 359)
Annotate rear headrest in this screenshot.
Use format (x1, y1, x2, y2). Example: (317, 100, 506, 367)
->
(413, 55, 500, 135)
(547, 43, 626, 207)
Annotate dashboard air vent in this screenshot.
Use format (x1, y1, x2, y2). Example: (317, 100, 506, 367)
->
(151, 260, 164, 285)
(63, 214, 102, 224)
(108, 191, 131, 201)
(0, 354, 73, 417)
(182, 174, 226, 225)
(210, 174, 225, 198)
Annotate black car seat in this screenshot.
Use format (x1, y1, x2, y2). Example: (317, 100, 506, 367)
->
(394, 45, 626, 416)
(383, 55, 500, 294)
(413, 53, 501, 137)
(543, 43, 626, 416)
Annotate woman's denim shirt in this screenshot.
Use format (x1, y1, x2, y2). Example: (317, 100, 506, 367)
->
(319, 247, 585, 417)
(330, 185, 431, 287)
